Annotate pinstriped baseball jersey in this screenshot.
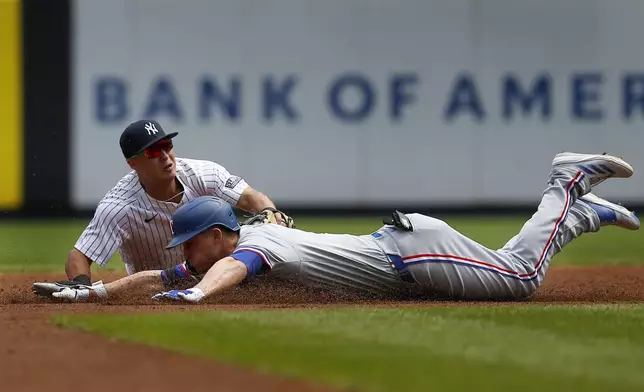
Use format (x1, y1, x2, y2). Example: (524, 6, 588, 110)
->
(75, 157, 249, 275)
(232, 224, 410, 296)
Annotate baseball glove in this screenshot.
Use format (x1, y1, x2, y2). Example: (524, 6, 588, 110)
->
(241, 207, 296, 228)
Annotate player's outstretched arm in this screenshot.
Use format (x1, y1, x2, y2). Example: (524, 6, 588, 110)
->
(202, 161, 292, 226)
(236, 186, 276, 213)
(44, 262, 201, 302)
(194, 257, 248, 296)
(152, 257, 248, 302)
(48, 270, 165, 302)
(237, 187, 295, 227)
(101, 270, 168, 298)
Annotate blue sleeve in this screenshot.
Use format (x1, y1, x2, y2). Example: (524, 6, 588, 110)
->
(231, 249, 271, 277)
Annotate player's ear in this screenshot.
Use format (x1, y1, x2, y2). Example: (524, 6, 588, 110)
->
(211, 227, 223, 241)
(126, 158, 136, 170)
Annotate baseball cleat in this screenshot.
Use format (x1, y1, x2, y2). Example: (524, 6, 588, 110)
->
(552, 152, 634, 187)
(32, 281, 94, 297)
(578, 193, 640, 230)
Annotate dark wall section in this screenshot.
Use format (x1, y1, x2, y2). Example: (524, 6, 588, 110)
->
(21, 0, 71, 216)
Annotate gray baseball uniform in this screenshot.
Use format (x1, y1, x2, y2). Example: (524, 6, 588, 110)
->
(232, 167, 598, 300)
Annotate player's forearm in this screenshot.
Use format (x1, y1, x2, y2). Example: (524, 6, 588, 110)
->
(65, 249, 93, 282)
(236, 187, 276, 213)
(57, 270, 163, 302)
(95, 270, 168, 300)
(193, 257, 248, 298)
(58, 270, 173, 302)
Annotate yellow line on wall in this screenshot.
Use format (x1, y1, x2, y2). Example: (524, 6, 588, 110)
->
(0, 0, 23, 209)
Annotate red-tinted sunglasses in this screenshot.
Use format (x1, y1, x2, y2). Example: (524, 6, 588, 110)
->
(137, 139, 173, 159)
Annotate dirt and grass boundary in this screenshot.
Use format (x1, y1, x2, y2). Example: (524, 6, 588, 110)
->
(2, 266, 643, 391)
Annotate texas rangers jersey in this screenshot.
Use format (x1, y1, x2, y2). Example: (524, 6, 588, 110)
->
(231, 223, 410, 296)
(229, 163, 613, 301)
(74, 158, 249, 274)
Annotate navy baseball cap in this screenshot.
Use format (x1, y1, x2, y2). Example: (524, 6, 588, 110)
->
(166, 196, 241, 249)
(119, 119, 178, 159)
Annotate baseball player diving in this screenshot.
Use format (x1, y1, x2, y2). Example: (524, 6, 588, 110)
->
(35, 152, 639, 302)
(32, 119, 293, 296)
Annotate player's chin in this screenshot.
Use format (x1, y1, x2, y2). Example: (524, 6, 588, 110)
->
(156, 168, 175, 181)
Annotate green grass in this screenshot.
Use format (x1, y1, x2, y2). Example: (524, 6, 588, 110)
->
(0, 215, 642, 273)
(0, 219, 125, 273)
(53, 305, 644, 392)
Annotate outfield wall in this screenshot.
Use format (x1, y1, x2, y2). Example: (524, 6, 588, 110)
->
(10, 0, 644, 216)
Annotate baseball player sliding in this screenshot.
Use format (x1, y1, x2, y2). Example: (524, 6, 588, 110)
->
(35, 152, 639, 302)
(33, 119, 292, 294)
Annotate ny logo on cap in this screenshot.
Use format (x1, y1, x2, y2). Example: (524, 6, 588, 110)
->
(144, 122, 159, 135)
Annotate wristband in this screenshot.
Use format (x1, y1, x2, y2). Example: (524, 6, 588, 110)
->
(91, 281, 109, 299)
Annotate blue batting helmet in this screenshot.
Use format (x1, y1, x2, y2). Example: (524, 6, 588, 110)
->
(165, 196, 240, 249)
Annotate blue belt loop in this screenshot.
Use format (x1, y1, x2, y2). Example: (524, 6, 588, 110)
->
(387, 254, 415, 284)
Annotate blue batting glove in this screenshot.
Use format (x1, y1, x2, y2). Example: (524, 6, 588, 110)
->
(151, 288, 205, 303)
(151, 290, 183, 301)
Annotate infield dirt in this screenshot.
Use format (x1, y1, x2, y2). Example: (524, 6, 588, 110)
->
(2, 266, 644, 392)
